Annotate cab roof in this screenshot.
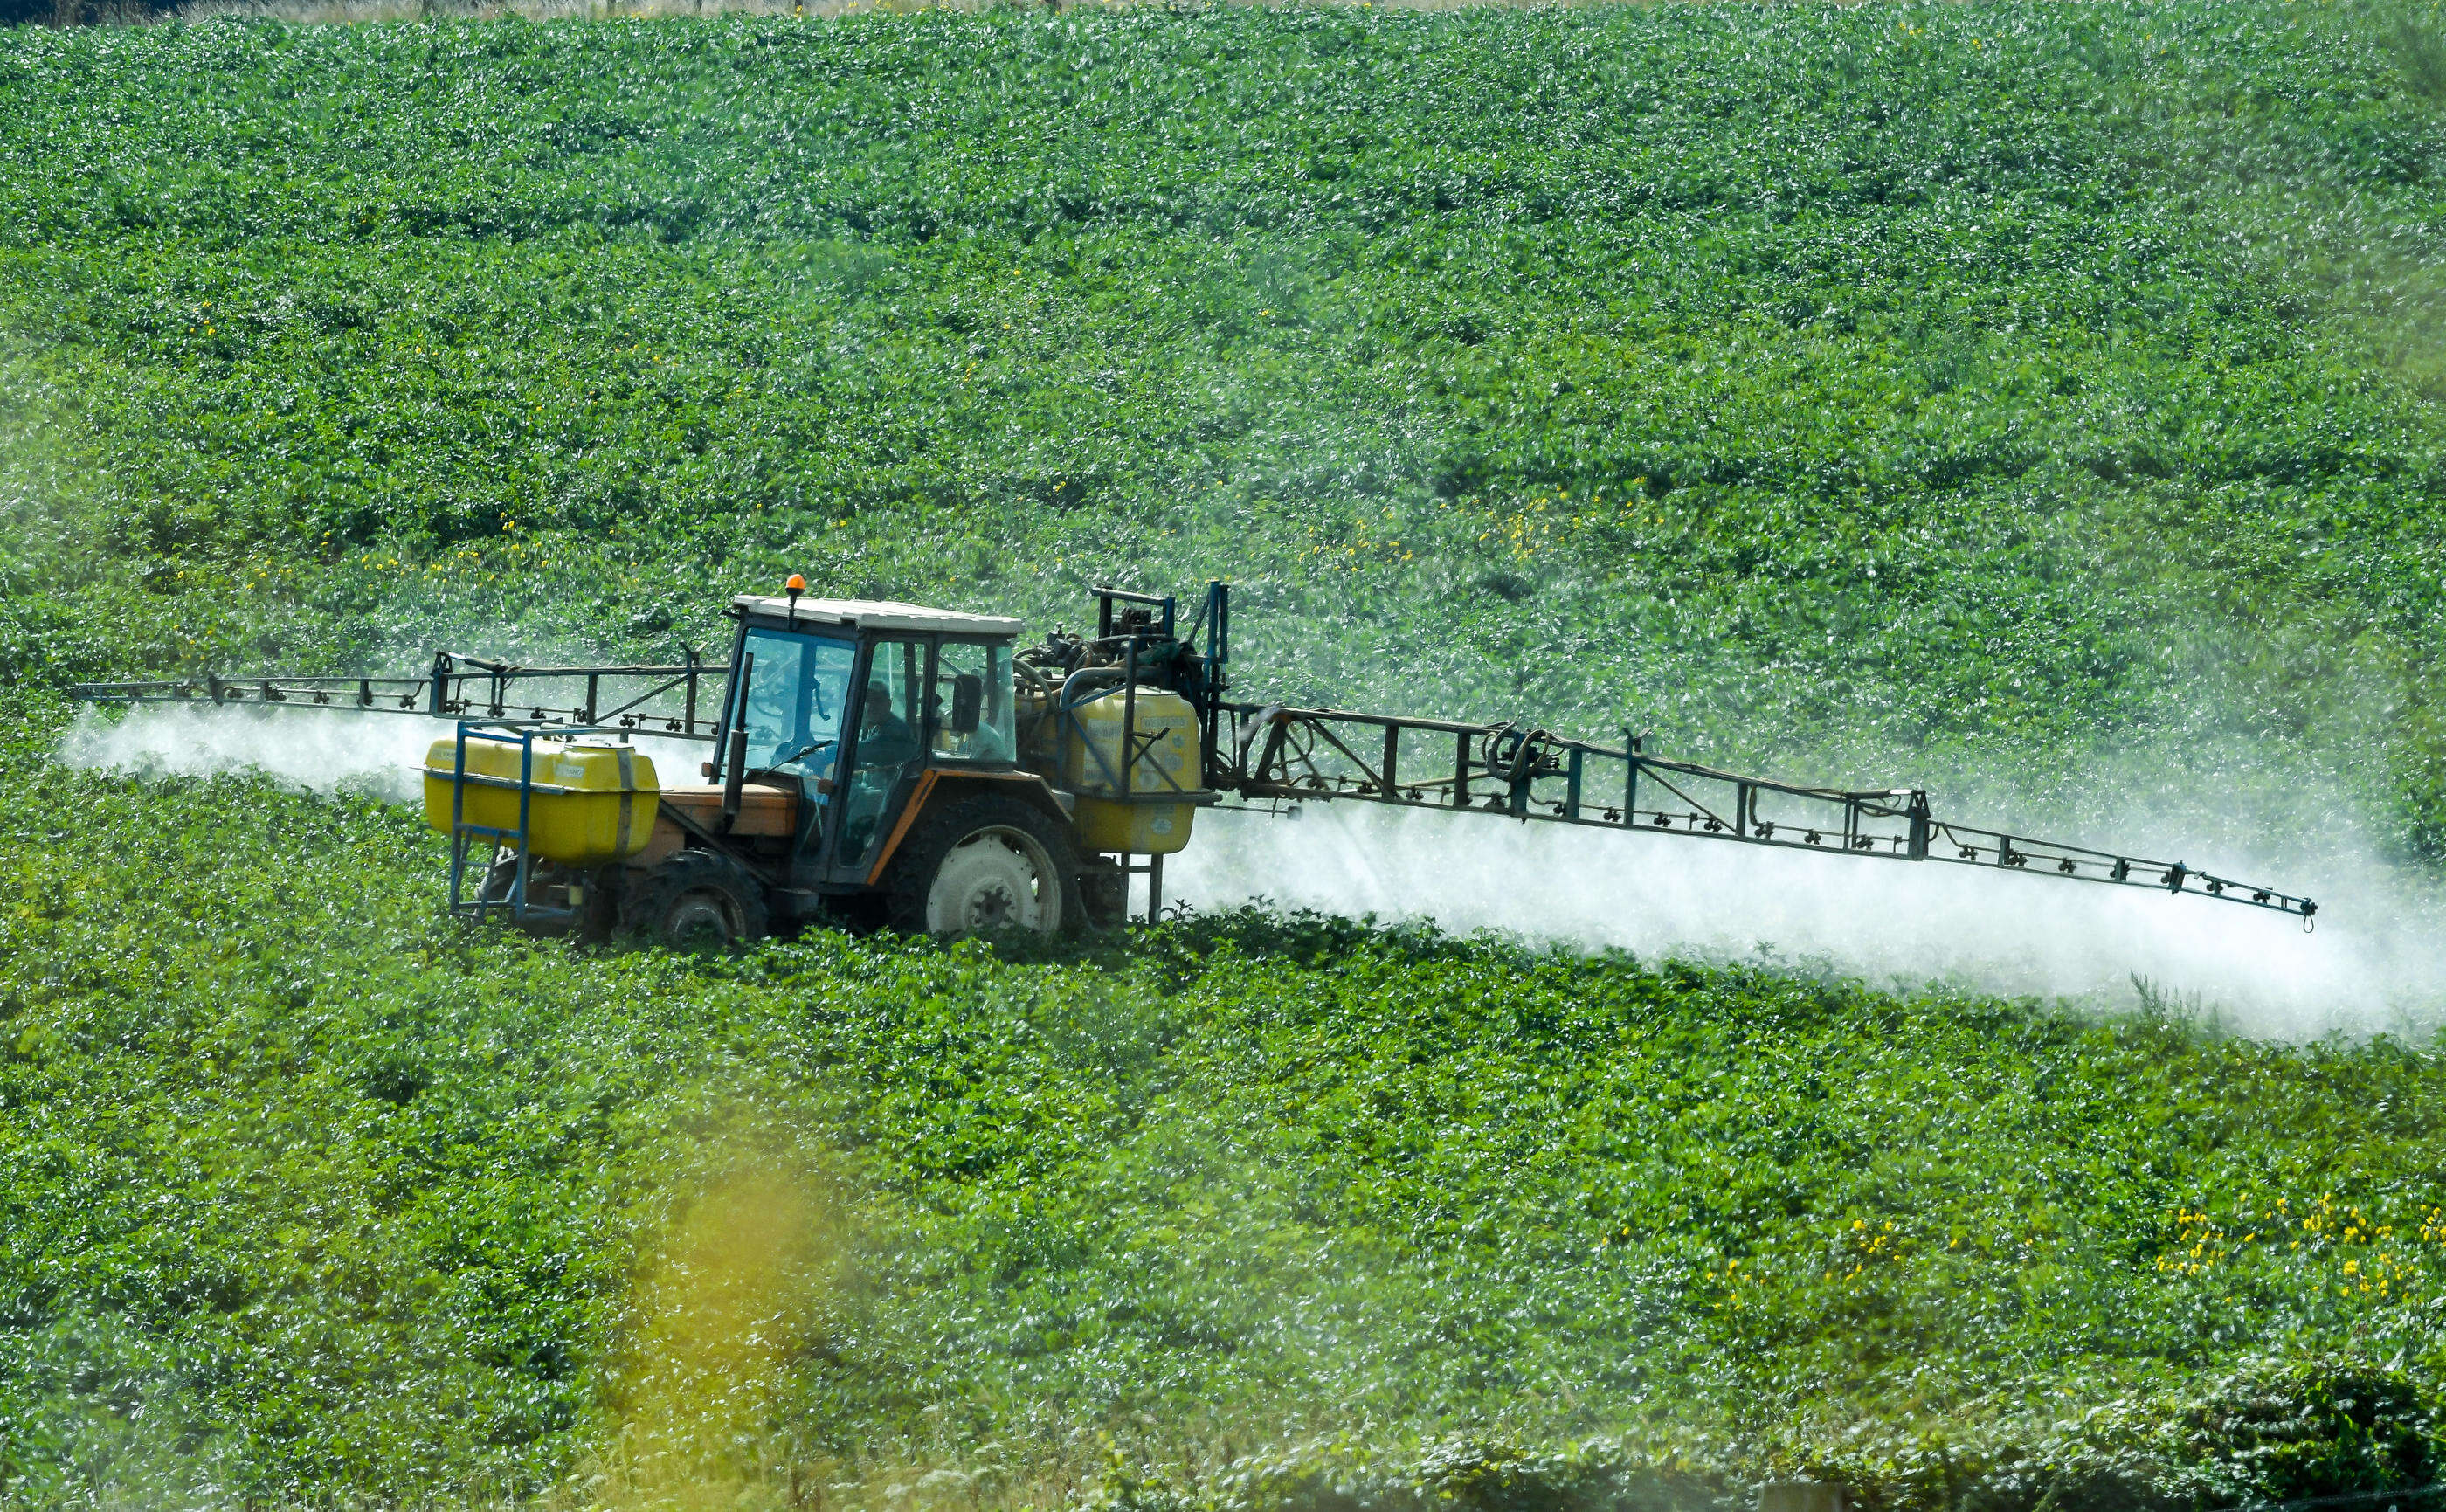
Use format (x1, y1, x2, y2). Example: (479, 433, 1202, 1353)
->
(731, 595, 1027, 638)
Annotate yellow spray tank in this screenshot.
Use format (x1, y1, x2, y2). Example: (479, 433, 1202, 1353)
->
(1058, 685, 1200, 855)
(422, 736, 660, 866)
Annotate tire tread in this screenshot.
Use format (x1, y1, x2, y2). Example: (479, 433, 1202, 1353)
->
(882, 791, 1083, 936)
(618, 849, 770, 944)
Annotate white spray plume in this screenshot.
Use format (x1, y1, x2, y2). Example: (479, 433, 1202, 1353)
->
(60, 703, 446, 801)
(59, 704, 707, 804)
(58, 708, 2446, 1039)
(1172, 802, 2446, 1041)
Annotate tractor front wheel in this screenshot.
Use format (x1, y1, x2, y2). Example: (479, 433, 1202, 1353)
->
(619, 850, 770, 947)
(886, 794, 1083, 937)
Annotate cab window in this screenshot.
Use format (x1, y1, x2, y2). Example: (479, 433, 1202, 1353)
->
(735, 628, 855, 773)
(930, 641, 1013, 763)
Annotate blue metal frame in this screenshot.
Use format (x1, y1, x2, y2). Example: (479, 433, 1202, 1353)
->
(443, 719, 585, 928)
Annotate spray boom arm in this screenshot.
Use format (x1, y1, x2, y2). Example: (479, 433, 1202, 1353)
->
(1211, 702, 2313, 922)
(65, 650, 727, 740)
(1099, 583, 2311, 925)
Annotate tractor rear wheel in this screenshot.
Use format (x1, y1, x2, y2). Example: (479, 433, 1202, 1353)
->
(619, 850, 770, 947)
(885, 793, 1082, 937)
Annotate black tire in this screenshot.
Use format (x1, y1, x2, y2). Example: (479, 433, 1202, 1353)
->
(883, 792, 1084, 937)
(618, 850, 770, 947)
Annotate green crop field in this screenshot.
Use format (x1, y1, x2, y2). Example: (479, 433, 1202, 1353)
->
(7, 1, 2446, 1507)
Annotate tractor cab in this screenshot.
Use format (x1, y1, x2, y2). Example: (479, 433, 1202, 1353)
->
(690, 593, 1034, 896)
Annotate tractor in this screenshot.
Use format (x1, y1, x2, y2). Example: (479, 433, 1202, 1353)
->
(68, 579, 2317, 942)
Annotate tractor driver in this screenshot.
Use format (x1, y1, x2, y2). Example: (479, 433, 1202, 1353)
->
(855, 681, 919, 769)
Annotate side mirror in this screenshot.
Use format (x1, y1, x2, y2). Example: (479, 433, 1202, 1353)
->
(950, 673, 983, 734)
